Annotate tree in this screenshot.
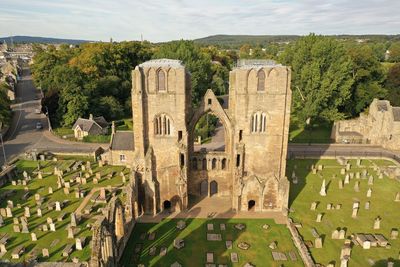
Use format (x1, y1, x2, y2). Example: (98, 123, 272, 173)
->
(346, 44, 386, 115)
(153, 40, 212, 105)
(388, 42, 400, 62)
(59, 85, 89, 126)
(279, 34, 354, 125)
(386, 63, 400, 106)
(97, 96, 124, 121)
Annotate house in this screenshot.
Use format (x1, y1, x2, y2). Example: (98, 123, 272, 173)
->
(101, 122, 134, 167)
(72, 114, 109, 140)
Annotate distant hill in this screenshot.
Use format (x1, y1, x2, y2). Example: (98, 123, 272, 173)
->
(194, 34, 400, 47)
(0, 36, 91, 45)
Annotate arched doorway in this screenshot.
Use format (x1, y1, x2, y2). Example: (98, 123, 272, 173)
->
(163, 200, 171, 212)
(210, 181, 218, 197)
(248, 200, 256, 211)
(200, 180, 208, 196)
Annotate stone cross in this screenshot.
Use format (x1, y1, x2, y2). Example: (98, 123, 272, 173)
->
(319, 179, 327, 196)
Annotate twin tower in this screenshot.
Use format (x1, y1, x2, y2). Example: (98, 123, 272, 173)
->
(130, 59, 292, 216)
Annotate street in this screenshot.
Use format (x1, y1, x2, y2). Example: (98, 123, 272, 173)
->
(0, 68, 106, 166)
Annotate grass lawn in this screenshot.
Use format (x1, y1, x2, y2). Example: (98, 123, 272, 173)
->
(289, 122, 333, 144)
(0, 159, 129, 263)
(120, 218, 302, 267)
(53, 127, 74, 138)
(116, 119, 133, 131)
(288, 158, 400, 267)
(82, 134, 111, 143)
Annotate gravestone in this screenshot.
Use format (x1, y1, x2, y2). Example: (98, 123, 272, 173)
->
(24, 207, 30, 217)
(55, 201, 61, 211)
(374, 217, 381, 230)
(319, 179, 327, 196)
(71, 213, 77, 227)
(46, 217, 53, 224)
(339, 229, 346, 239)
(37, 208, 42, 217)
(368, 176, 374, 185)
(310, 202, 317, 210)
(340, 168, 346, 175)
(390, 229, 398, 240)
(365, 201, 370, 210)
(339, 179, 343, 189)
(207, 223, 214, 231)
(48, 187, 53, 194)
(63, 187, 70, 195)
(354, 181, 360, 192)
(49, 223, 56, 232)
(6, 207, 12, 217)
(7, 200, 14, 208)
(160, 247, 167, 256)
(316, 213, 323, 222)
(356, 172, 360, 179)
(0, 215, 3, 226)
(367, 188, 372, 198)
(226, 240, 233, 249)
(327, 203, 332, 210)
(395, 192, 400, 202)
(31, 232, 37, 241)
(353, 202, 359, 209)
(336, 204, 342, 210)
(230, 252, 239, 263)
(67, 227, 75, 239)
(344, 175, 350, 184)
(42, 248, 49, 257)
(0, 209, 6, 217)
(315, 237, 323, 248)
(13, 225, 21, 233)
(76, 237, 85, 250)
(332, 230, 339, 239)
(42, 224, 48, 232)
(352, 208, 358, 218)
(21, 220, 29, 233)
(13, 217, 19, 224)
(206, 252, 214, 263)
(220, 223, 226, 231)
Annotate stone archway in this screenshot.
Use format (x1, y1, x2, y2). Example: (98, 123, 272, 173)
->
(200, 180, 208, 196)
(248, 200, 256, 211)
(210, 181, 218, 197)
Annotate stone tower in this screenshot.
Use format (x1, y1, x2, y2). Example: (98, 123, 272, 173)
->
(228, 61, 292, 213)
(129, 59, 291, 216)
(131, 59, 191, 215)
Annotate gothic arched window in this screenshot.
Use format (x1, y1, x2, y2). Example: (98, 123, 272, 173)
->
(154, 114, 173, 136)
(257, 70, 265, 91)
(157, 69, 166, 91)
(251, 112, 267, 133)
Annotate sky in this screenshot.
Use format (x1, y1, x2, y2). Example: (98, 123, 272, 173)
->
(0, 0, 399, 42)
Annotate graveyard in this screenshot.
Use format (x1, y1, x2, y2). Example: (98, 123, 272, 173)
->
(0, 157, 129, 263)
(120, 218, 302, 267)
(288, 158, 400, 267)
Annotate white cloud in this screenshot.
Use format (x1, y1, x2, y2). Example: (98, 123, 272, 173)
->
(0, 0, 399, 42)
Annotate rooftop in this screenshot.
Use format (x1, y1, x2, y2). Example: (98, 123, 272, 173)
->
(111, 131, 134, 151)
(139, 59, 184, 69)
(235, 59, 281, 69)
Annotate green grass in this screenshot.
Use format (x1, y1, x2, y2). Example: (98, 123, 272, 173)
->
(116, 119, 133, 131)
(82, 134, 111, 143)
(0, 159, 129, 263)
(121, 218, 302, 267)
(289, 122, 333, 144)
(288, 158, 400, 267)
(53, 127, 74, 138)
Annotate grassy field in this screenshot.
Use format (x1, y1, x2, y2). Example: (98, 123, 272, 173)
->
(120, 218, 302, 267)
(289, 122, 333, 144)
(0, 159, 129, 263)
(288, 158, 400, 267)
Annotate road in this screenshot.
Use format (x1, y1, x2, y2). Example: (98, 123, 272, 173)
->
(0, 68, 106, 166)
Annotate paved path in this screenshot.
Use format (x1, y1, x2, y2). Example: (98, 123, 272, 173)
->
(0, 68, 107, 166)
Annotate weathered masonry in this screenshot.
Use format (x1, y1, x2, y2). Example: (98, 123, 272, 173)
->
(111, 59, 292, 215)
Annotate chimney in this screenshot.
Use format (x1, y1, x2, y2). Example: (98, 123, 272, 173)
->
(89, 114, 94, 121)
(111, 121, 115, 135)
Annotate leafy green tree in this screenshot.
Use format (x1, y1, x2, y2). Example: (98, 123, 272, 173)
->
(153, 40, 212, 105)
(279, 34, 354, 125)
(97, 96, 124, 121)
(386, 63, 400, 106)
(346, 44, 386, 115)
(388, 42, 400, 62)
(58, 85, 89, 126)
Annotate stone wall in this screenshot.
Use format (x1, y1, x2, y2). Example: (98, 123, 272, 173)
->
(332, 99, 400, 150)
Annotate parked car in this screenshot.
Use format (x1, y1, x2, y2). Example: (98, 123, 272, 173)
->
(36, 122, 43, 130)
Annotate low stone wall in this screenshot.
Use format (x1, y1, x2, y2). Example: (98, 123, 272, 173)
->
(287, 218, 315, 267)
